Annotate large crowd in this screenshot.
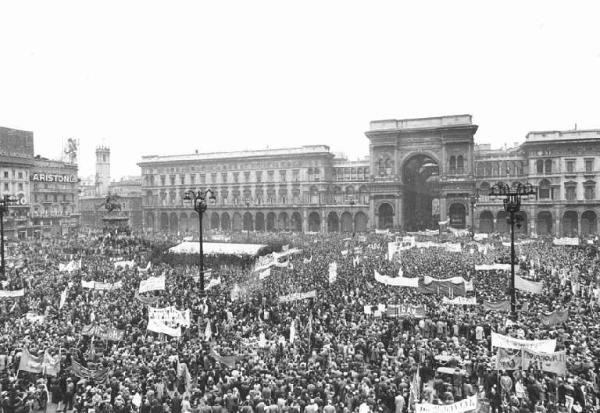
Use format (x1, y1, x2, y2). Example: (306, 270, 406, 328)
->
(0, 228, 598, 413)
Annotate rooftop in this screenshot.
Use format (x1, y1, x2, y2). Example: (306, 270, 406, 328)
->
(139, 145, 332, 164)
(369, 114, 473, 132)
(525, 129, 600, 143)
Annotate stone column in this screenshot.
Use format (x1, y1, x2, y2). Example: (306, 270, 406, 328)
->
(440, 196, 448, 222)
(396, 195, 403, 231)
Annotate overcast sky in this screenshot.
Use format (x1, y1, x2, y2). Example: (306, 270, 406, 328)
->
(0, 1, 599, 180)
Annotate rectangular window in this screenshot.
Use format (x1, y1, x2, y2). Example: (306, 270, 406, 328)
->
(256, 171, 262, 183)
(293, 169, 299, 182)
(233, 172, 239, 183)
(211, 173, 217, 183)
(585, 186, 595, 200)
(539, 187, 550, 199)
(585, 159, 594, 173)
(18, 172, 23, 179)
(190, 174, 196, 185)
(200, 174, 206, 184)
(221, 173, 228, 183)
(160, 175, 166, 186)
(180, 175, 185, 185)
(3, 171, 7, 178)
(566, 160, 575, 173)
(566, 186, 576, 201)
(280, 170, 286, 182)
(268, 170, 274, 182)
(3, 183, 8, 191)
(18, 183, 23, 191)
(244, 171, 250, 182)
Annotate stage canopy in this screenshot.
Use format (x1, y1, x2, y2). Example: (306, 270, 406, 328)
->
(169, 242, 268, 257)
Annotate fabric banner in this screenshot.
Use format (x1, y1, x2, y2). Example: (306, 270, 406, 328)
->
(59, 288, 68, 309)
(386, 304, 425, 318)
(495, 348, 521, 371)
(0, 289, 25, 298)
(134, 291, 159, 305)
(475, 264, 511, 271)
(328, 262, 337, 284)
(205, 277, 222, 290)
(416, 395, 477, 413)
(147, 318, 182, 337)
(82, 280, 122, 290)
(491, 332, 556, 353)
(278, 290, 317, 303)
(209, 348, 237, 368)
(137, 261, 152, 274)
(442, 296, 477, 305)
(553, 237, 579, 246)
(59, 259, 81, 273)
(43, 351, 60, 376)
(521, 349, 567, 375)
(70, 359, 109, 384)
(114, 260, 136, 269)
(148, 306, 191, 328)
(81, 325, 125, 341)
(258, 268, 271, 280)
(515, 275, 543, 294)
(18, 348, 43, 374)
(447, 227, 470, 238)
(139, 275, 166, 293)
(483, 300, 510, 312)
(540, 310, 568, 326)
(374, 270, 419, 288)
(473, 233, 489, 241)
(375, 229, 390, 235)
(25, 313, 45, 323)
(418, 277, 466, 297)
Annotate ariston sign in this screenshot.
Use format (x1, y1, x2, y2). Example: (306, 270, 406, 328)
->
(31, 173, 78, 183)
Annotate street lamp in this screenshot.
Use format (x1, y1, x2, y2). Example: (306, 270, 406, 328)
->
(489, 182, 536, 321)
(0, 195, 18, 279)
(245, 200, 251, 239)
(183, 189, 216, 294)
(349, 198, 356, 234)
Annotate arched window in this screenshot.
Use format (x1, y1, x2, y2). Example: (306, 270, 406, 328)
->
(538, 179, 551, 199)
(536, 160, 543, 174)
(457, 155, 464, 173)
(449, 156, 456, 173)
(544, 159, 552, 174)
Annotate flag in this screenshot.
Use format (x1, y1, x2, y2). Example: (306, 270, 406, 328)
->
(307, 313, 313, 337)
(43, 349, 61, 376)
(409, 367, 421, 406)
(70, 359, 109, 384)
(204, 321, 212, 342)
(289, 319, 296, 343)
(18, 349, 43, 374)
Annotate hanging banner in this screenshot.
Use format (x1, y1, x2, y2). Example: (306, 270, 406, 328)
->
(415, 395, 477, 413)
(375, 229, 390, 235)
(521, 349, 567, 375)
(442, 296, 477, 305)
(81, 325, 125, 341)
(18, 349, 43, 373)
(540, 310, 568, 326)
(491, 332, 556, 353)
(82, 280, 123, 290)
(515, 275, 543, 294)
(473, 233, 489, 241)
(147, 318, 182, 337)
(278, 290, 317, 303)
(148, 306, 191, 328)
(495, 348, 521, 371)
(374, 270, 419, 288)
(385, 304, 426, 318)
(139, 275, 166, 294)
(0, 289, 25, 298)
(418, 277, 466, 297)
(475, 264, 511, 271)
(483, 300, 510, 312)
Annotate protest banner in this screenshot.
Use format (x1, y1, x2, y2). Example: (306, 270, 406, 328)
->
(70, 360, 109, 384)
(147, 318, 182, 337)
(491, 332, 556, 353)
(521, 349, 567, 375)
(415, 395, 477, 413)
(328, 262, 337, 284)
(475, 264, 511, 271)
(483, 300, 510, 312)
(540, 310, 568, 326)
(515, 275, 543, 294)
(385, 304, 426, 318)
(0, 289, 25, 298)
(374, 270, 419, 288)
(139, 275, 166, 294)
(278, 290, 317, 303)
(553, 237, 579, 246)
(135, 291, 159, 305)
(148, 306, 191, 328)
(442, 296, 477, 305)
(495, 348, 521, 371)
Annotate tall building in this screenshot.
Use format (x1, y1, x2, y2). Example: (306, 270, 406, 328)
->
(138, 115, 600, 237)
(95, 146, 111, 196)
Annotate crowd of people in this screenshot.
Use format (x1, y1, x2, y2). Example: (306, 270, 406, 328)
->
(0, 227, 598, 413)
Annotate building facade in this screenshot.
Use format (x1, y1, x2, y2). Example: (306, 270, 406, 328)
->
(138, 115, 600, 236)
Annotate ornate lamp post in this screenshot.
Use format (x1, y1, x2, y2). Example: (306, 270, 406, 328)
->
(469, 192, 479, 236)
(489, 182, 536, 321)
(349, 198, 356, 233)
(183, 189, 216, 294)
(245, 200, 251, 239)
(0, 195, 18, 278)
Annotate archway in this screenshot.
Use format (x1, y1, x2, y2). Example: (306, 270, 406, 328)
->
(221, 213, 231, 231)
(243, 212, 253, 231)
(291, 212, 302, 232)
(327, 212, 339, 232)
(402, 154, 440, 230)
(266, 212, 276, 231)
(308, 212, 321, 232)
(180, 213, 189, 233)
(378, 203, 394, 229)
(210, 212, 220, 230)
(340, 212, 353, 232)
(145, 213, 155, 232)
(536, 211, 553, 235)
(478, 210, 494, 233)
(496, 211, 508, 233)
(169, 212, 179, 234)
(255, 212, 265, 231)
(354, 211, 368, 232)
(160, 213, 169, 232)
(562, 211, 578, 236)
(232, 213, 242, 232)
(448, 203, 466, 229)
(581, 210, 597, 235)
(278, 212, 289, 230)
